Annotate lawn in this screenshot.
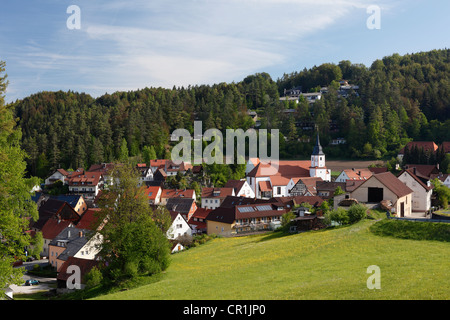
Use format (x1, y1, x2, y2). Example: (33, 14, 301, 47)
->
(94, 219, 450, 300)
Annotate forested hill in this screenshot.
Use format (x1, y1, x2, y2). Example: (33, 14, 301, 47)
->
(10, 49, 450, 178)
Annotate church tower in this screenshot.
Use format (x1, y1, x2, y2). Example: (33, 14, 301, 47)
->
(309, 132, 331, 181)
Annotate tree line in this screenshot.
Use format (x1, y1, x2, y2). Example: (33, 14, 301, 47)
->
(9, 49, 450, 179)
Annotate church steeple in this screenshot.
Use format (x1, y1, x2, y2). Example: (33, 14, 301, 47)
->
(312, 131, 324, 156)
(309, 131, 331, 181)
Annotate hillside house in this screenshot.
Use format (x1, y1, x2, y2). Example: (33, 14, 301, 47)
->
(165, 197, 197, 222)
(335, 168, 373, 183)
(68, 171, 104, 202)
(49, 227, 102, 272)
(188, 207, 211, 235)
(136, 163, 153, 186)
(49, 195, 87, 215)
(160, 188, 196, 205)
(205, 202, 287, 237)
(349, 172, 413, 217)
(288, 177, 323, 196)
(397, 141, 439, 162)
(143, 186, 162, 205)
(57, 257, 100, 289)
(440, 174, 450, 188)
(224, 179, 255, 198)
(45, 169, 71, 185)
(397, 169, 433, 213)
(201, 187, 235, 209)
(166, 212, 192, 240)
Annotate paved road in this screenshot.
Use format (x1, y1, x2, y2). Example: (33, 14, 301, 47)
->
(11, 259, 56, 295)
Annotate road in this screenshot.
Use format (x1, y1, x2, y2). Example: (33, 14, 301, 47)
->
(10, 259, 57, 295)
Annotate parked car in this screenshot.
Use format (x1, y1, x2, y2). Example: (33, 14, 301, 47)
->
(25, 279, 40, 286)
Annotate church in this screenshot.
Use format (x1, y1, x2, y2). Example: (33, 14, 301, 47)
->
(246, 132, 331, 198)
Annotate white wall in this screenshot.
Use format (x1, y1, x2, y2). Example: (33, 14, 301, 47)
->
(167, 214, 192, 240)
(397, 172, 432, 212)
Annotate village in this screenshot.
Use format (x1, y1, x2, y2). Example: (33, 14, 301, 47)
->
(10, 135, 450, 297)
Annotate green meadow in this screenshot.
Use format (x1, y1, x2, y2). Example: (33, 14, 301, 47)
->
(94, 218, 450, 300)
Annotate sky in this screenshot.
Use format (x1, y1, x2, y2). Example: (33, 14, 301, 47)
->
(0, 0, 449, 103)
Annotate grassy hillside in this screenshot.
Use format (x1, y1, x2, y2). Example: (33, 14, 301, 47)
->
(94, 219, 450, 300)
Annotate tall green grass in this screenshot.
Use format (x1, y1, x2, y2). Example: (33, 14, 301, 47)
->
(370, 219, 450, 242)
(93, 219, 450, 300)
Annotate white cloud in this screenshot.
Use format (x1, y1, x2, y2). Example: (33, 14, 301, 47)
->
(4, 0, 397, 101)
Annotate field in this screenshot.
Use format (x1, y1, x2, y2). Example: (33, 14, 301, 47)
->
(325, 160, 385, 172)
(94, 218, 450, 300)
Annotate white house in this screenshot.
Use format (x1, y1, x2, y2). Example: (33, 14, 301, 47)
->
(335, 168, 373, 183)
(201, 187, 235, 209)
(398, 169, 433, 213)
(440, 174, 450, 188)
(45, 169, 71, 185)
(224, 179, 255, 198)
(167, 213, 192, 240)
(269, 176, 291, 197)
(136, 164, 153, 186)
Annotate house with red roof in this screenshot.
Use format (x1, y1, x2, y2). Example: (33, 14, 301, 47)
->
(246, 133, 330, 199)
(68, 171, 104, 202)
(159, 188, 196, 205)
(143, 186, 162, 205)
(335, 168, 373, 183)
(44, 169, 71, 185)
(205, 201, 288, 236)
(57, 256, 100, 290)
(397, 141, 439, 161)
(31, 199, 82, 258)
(76, 208, 103, 231)
(188, 208, 211, 235)
(201, 187, 235, 209)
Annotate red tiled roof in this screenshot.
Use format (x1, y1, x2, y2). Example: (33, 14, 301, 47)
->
(161, 189, 195, 199)
(57, 257, 100, 282)
(192, 207, 212, 220)
(399, 141, 439, 154)
(247, 160, 310, 178)
(77, 208, 102, 230)
(68, 171, 103, 186)
(341, 168, 373, 180)
(259, 181, 272, 192)
(150, 159, 168, 167)
(441, 142, 450, 153)
(144, 186, 162, 200)
(201, 187, 234, 198)
(41, 218, 72, 239)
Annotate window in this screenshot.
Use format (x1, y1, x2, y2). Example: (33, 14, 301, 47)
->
(277, 187, 281, 194)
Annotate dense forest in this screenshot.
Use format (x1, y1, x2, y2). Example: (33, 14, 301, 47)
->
(9, 49, 450, 179)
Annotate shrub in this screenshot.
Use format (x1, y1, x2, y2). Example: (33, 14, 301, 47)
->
(347, 204, 368, 223)
(324, 208, 349, 226)
(84, 266, 103, 288)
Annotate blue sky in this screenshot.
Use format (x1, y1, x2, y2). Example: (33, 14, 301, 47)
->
(0, 0, 449, 103)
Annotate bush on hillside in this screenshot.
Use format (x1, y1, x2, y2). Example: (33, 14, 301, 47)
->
(347, 204, 368, 224)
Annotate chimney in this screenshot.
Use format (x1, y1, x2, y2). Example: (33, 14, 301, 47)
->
(67, 230, 71, 238)
(79, 231, 83, 238)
